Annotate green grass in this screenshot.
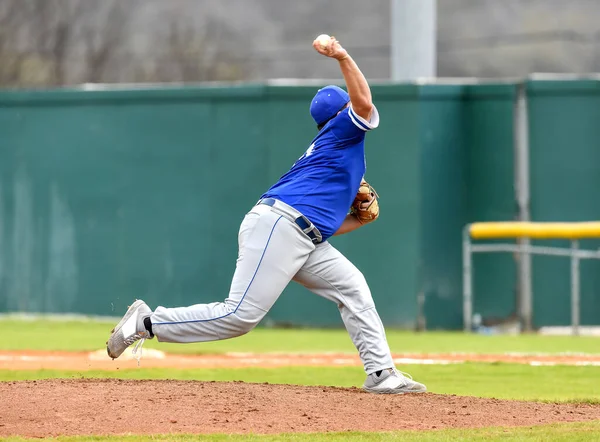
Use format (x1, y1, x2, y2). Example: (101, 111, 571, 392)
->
(2, 421, 600, 441)
(3, 363, 600, 403)
(2, 319, 599, 355)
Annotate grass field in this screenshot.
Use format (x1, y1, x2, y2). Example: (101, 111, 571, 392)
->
(2, 318, 600, 441)
(3, 318, 600, 355)
(3, 421, 600, 442)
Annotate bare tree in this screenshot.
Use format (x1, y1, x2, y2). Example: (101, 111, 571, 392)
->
(151, 17, 249, 83)
(0, 1, 29, 86)
(0, 0, 250, 88)
(26, 0, 86, 86)
(80, 1, 130, 83)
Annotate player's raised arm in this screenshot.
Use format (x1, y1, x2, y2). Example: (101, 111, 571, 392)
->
(312, 34, 373, 121)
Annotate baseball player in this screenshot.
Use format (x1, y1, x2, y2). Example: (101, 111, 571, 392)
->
(107, 35, 426, 394)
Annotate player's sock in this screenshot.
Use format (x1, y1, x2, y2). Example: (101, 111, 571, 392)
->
(143, 316, 154, 338)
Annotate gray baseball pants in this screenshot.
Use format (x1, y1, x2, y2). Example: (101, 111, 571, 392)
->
(150, 199, 395, 374)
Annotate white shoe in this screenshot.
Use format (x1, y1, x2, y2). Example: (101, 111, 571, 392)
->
(363, 368, 427, 394)
(106, 300, 153, 360)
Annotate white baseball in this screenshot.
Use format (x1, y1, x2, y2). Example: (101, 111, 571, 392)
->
(316, 34, 331, 49)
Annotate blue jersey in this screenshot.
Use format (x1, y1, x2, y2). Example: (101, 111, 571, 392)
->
(262, 105, 380, 240)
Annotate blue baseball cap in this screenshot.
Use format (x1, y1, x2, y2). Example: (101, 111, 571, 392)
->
(310, 85, 350, 126)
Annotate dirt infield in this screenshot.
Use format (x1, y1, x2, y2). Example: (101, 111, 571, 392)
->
(3, 349, 600, 371)
(2, 379, 600, 437)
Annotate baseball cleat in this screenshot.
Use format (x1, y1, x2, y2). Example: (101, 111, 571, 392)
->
(363, 368, 427, 394)
(106, 299, 153, 360)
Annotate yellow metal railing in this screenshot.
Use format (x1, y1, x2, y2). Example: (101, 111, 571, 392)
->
(463, 221, 600, 335)
(469, 221, 600, 240)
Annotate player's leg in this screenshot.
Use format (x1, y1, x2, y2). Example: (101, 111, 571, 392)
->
(107, 204, 314, 358)
(293, 241, 393, 372)
(292, 241, 426, 394)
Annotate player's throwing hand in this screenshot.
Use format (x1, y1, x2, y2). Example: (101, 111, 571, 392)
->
(312, 35, 348, 60)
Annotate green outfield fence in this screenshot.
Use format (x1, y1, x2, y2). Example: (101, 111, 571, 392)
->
(0, 77, 599, 329)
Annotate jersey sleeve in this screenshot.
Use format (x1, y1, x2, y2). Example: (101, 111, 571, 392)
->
(330, 105, 380, 143)
(348, 105, 380, 132)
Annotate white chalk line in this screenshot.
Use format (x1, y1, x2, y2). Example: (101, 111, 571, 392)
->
(3, 351, 600, 367)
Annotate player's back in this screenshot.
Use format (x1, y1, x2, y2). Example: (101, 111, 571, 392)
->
(262, 106, 379, 240)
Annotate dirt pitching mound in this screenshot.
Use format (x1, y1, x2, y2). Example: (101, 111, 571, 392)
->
(2, 379, 599, 438)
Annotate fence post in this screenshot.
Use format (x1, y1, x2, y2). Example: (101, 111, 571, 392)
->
(463, 226, 473, 332)
(571, 240, 580, 336)
(514, 81, 533, 332)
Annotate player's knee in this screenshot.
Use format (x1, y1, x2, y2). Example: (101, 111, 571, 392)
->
(224, 314, 261, 338)
(337, 270, 375, 310)
(354, 270, 368, 288)
(346, 270, 369, 295)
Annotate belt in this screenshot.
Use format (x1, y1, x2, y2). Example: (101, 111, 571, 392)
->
(257, 198, 323, 244)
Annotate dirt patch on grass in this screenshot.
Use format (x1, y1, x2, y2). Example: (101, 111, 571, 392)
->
(2, 350, 600, 371)
(1, 379, 599, 437)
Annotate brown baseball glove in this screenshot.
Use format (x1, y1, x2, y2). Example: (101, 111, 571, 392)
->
(350, 179, 379, 223)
